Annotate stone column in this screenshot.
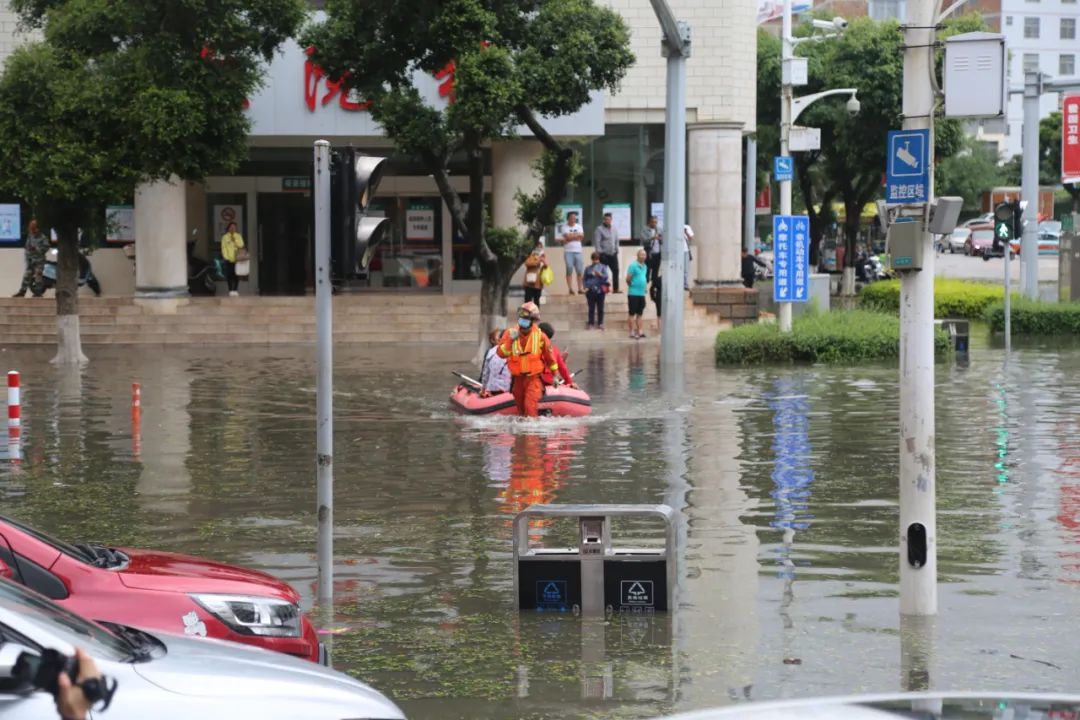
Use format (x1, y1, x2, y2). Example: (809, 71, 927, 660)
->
(688, 122, 745, 287)
(491, 140, 544, 232)
(134, 176, 188, 297)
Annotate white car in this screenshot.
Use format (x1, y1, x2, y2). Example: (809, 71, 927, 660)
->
(946, 226, 971, 253)
(0, 577, 404, 720)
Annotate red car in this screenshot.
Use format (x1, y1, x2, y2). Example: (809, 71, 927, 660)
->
(964, 224, 996, 256)
(0, 514, 324, 664)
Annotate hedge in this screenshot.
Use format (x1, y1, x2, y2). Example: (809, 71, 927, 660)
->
(715, 310, 952, 365)
(859, 278, 1002, 319)
(984, 299, 1080, 335)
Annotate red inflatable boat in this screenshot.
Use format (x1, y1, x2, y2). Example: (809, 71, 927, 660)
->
(449, 383, 592, 417)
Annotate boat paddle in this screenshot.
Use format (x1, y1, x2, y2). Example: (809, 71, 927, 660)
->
(452, 371, 483, 389)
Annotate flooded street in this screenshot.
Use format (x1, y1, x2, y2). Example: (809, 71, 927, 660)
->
(1, 340, 1078, 719)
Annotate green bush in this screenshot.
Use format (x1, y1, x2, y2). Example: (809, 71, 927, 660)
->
(715, 310, 952, 365)
(859, 278, 1002, 319)
(984, 299, 1080, 334)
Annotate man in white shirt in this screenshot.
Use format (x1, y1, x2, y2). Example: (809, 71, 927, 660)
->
(682, 225, 694, 290)
(558, 211, 586, 295)
(479, 328, 511, 396)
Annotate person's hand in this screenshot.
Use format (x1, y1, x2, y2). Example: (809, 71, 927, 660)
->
(509, 329, 519, 340)
(569, 382, 578, 390)
(55, 648, 99, 720)
(479, 389, 490, 398)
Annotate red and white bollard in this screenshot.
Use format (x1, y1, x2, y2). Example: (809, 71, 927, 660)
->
(131, 382, 141, 459)
(7, 371, 20, 463)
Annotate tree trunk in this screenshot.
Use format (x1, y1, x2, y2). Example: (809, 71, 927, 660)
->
(53, 225, 87, 365)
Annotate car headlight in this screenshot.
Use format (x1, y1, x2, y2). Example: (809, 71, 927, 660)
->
(191, 594, 302, 638)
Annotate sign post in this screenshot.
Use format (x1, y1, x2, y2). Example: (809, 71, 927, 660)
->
(772, 215, 810, 305)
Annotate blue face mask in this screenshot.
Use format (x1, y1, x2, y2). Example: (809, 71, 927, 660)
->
(518, 318, 532, 329)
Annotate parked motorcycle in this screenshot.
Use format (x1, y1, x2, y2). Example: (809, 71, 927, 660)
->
(41, 247, 102, 296)
(187, 229, 223, 296)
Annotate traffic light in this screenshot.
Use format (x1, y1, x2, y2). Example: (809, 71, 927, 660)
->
(993, 200, 1024, 254)
(330, 148, 389, 278)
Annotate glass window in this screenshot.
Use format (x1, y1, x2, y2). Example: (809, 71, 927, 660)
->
(451, 193, 492, 281)
(1065, 0, 1077, 5)
(1006, 15, 1013, 24)
(868, 0, 903, 20)
(1024, 16, 1040, 37)
(363, 196, 443, 290)
(1061, 54, 1076, 75)
(1023, 53, 1040, 72)
(1062, 18, 1076, 38)
(567, 125, 667, 245)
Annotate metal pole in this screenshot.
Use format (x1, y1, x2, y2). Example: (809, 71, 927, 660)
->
(745, 137, 758, 254)
(778, 0, 794, 333)
(660, 23, 689, 369)
(314, 139, 334, 607)
(898, 0, 937, 617)
(1004, 228, 1011, 352)
(1021, 71, 1041, 300)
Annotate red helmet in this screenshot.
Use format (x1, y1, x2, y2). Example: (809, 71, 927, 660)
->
(519, 302, 540, 320)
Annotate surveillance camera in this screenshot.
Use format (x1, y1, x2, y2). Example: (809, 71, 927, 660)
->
(833, 17, 848, 30)
(846, 96, 861, 116)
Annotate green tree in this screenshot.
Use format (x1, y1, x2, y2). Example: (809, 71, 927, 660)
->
(935, 136, 1007, 211)
(0, 0, 306, 364)
(303, 0, 634, 345)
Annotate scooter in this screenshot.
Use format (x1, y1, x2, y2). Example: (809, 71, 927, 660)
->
(41, 248, 102, 296)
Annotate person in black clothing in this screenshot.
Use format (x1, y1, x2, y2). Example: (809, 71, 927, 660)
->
(741, 249, 767, 288)
(649, 272, 662, 333)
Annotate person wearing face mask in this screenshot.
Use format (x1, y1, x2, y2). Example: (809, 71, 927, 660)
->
(496, 302, 559, 417)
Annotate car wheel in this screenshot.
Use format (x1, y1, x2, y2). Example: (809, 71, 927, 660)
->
(1010, 251, 1016, 259)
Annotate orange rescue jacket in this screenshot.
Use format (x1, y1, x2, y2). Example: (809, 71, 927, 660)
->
(497, 325, 558, 377)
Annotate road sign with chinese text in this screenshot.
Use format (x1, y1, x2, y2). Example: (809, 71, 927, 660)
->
(1063, 94, 1080, 184)
(886, 129, 930, 205)
(774, 156, 794, 183)
(773, 215, 810, 304)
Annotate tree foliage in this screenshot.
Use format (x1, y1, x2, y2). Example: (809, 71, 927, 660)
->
(304, 0, 634, 336)
(0, 0, 306, 362)
(936, 137, 1008, 211)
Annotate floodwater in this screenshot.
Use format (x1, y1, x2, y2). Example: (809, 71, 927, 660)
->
(1, 338, 1079, 719)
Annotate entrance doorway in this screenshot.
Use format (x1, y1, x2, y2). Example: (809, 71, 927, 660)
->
(258, 193, 311, 295)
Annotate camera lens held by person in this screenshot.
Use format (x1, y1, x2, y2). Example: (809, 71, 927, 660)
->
(12, 646, 116, 720)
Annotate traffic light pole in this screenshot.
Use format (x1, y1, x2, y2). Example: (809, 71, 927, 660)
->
(898, 0, 937, 617)
(1021, 72, 1041, 300)
(314, 140, 335, 607)
(1004, 226, 1011, 353)
(778, 0, 794, 333)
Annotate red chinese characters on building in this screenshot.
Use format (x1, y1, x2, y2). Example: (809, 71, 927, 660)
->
(303, 47, 372, 113)
(1062, 94, 1080, 182)
(434, 61, 456, 103)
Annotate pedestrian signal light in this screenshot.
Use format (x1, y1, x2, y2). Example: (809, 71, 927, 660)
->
(994, 202, 1012, 241)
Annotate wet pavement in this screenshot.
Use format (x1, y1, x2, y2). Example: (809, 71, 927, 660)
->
(1, 338, 1079, 719)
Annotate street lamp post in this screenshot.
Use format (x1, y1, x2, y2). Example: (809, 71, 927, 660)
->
(778, 0, 856, 332)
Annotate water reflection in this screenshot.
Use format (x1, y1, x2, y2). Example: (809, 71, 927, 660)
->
(2, 344, 1079, 718)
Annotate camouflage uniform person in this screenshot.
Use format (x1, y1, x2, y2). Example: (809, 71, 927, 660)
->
(13, 220, 48, 297)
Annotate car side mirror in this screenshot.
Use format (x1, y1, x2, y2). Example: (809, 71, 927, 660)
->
(0, 643, 36, 682)
(0, 558, 11, 580)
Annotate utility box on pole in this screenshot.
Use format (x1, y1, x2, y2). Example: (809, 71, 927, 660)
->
(943, 32, 1006, 119)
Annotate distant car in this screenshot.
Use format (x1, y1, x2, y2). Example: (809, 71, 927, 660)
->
(962, 213, 993, 228)
(965, 225, 996, 256)
(0, 514, 324, 664)
(0, 575, 404, 720)
(946, 227, 971, 253)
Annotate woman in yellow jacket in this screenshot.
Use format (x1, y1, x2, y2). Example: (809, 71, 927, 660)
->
(220, 222, 244, 297)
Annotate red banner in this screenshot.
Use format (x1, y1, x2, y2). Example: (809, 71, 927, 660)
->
(755, 180, 771, 215)
(1063, 93, 1080, 183)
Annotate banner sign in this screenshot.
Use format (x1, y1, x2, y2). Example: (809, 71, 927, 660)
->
(1063, 93, 1080, 184)
(773, 215, 810, 304)
(0, 204, 20, 246)
(602, 203, 632, 241)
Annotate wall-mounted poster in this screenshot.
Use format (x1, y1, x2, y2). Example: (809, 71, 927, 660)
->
(405, 201, 436, 242)
(602, 203, 632, 242)
(0, 204, 20, 246)
(105, 206, 135, 244)
(213, 204, 244, 243)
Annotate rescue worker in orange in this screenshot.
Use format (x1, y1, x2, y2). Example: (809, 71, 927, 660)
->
(497, 302, 559, 417)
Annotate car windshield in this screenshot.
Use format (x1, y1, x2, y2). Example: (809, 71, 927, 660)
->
(951, 228, 970, 237)
(0, 514, 96, 566)
(972, 230, 993, 241)
(0, 579, 131, 661)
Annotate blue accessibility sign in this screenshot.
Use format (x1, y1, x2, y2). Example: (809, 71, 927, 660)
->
(774, 156, 794, 183)
(886, 129, 929, 204)
(536, 580, 568, 612)
(773, 215, 810, 304)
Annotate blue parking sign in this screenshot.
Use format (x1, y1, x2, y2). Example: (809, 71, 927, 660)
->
(886, 129, 929, 204)
(773, 215, 810, 304)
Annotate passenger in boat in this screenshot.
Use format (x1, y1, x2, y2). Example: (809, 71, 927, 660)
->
(497, 302, 560, 417)
(479, 327, 511, 398)
(538, 323, 576, 388)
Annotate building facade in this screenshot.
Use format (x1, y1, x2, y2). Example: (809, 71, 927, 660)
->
(1002, 0, 1080, 158)
(0, 1, 757, 300)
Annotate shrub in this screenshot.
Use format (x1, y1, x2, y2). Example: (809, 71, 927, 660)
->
(984, 299, 1080, 334)
(859, 278, 1002, 319)
(715, 310, 952, 365)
